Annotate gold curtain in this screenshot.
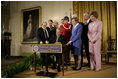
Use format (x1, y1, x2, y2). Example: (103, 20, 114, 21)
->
(73, 1, 117, 52)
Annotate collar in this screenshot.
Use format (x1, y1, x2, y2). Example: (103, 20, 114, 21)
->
(86, 19, 90, 24)
(74, 23, 79, 29)
(48, 26, 53, 28)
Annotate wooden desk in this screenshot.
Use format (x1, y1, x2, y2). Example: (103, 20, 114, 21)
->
(33, 45, 68, 76)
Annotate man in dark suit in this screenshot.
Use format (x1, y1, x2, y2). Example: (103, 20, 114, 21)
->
(81, 12, 92, 67)
(36, 21, 50, 44)
(36, 21, 51, 73)
(49, 28, 65, 44)
(48, 19, 56, 37)
(49, 28, 66, 72)
(48, 19, 57, 69)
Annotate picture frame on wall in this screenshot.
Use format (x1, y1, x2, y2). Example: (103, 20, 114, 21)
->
(21, 6, 42, 44)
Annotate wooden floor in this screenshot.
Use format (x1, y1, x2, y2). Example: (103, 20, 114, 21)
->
(13, 56, 117, 78)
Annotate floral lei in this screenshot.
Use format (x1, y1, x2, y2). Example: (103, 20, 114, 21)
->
(62, 24, 71, 30)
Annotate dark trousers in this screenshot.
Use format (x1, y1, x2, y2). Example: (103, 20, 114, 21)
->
(50, 53, 62, 67)
(81, 38, 90, 66)
(40, 53, 51, 65)
(56, 53, 62, 66)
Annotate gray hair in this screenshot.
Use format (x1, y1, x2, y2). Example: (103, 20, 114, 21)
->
(54, 21, 58, 25)
(57, 27, 63, 33)
(41, 21, 47, 25)
(72, 14, 78, 18)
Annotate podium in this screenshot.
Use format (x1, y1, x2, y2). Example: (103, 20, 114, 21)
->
(33, 44, 68, 77)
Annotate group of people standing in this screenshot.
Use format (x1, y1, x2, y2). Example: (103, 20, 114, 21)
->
(36, 11, 102, 72)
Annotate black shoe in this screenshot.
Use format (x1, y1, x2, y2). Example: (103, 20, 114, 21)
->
(43, 70, 48, 75)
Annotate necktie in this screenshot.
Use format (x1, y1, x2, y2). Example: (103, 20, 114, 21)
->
(50, 26, 53, 31)
(85, 21, 87, 25)
(44, 29, 48, 39)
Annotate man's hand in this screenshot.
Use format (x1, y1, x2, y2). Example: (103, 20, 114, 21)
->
(45, 41, 49, 44)
(40, 41, 43, 44)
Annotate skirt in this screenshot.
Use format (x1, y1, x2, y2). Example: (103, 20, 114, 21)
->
(73, 46, 81, 56)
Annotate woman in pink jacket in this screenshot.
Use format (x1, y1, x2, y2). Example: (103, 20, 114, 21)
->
(88, 11, 102, 71)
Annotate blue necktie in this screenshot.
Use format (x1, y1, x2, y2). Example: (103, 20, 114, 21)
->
(85, 21, 87, 25)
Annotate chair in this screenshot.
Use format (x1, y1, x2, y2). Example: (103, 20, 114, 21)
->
(101, 51, 107, 63)
(106, 38, 117, 63)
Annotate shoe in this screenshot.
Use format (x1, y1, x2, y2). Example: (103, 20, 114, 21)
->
(43, 70, 48, 75)
(74, 67, 81, 70)
(95, 69, 100, 72)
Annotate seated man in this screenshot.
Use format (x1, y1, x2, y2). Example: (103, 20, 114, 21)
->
(49, 28, 66, 72)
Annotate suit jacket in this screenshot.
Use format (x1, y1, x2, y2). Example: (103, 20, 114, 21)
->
(70, 23, 83, 48)
(36, 27, 50, 44)
(48, 26, 56, 35)
(49, 26, 56, 43)
(49, 34, 66, 45)
(88, 20, 102, 42)
(82, 20, 92, 40)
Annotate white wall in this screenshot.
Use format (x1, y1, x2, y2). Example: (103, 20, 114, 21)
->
(10, 1, 73, 56)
